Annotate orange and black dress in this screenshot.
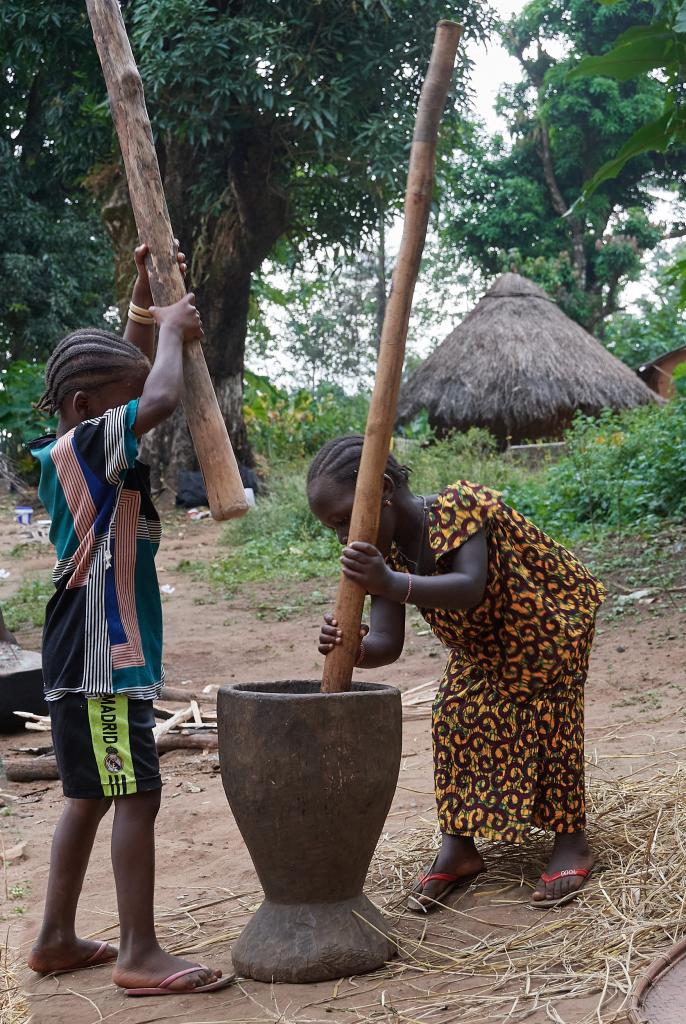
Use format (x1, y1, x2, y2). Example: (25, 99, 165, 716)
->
(390, 481, 605, 844)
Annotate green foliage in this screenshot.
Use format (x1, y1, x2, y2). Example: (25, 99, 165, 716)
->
(244, 371, 369, 460)
(572, 3, 686, 195)
(602, 249, 686, 367)
(0, 4, 116, 359)
(182, 465, 340, 585)
(182, 392, 686, 590)
(4, 576, 53, 631)
(130, 0, 491, 249)
(0, 361, 52, 477)
(406, 428, 547, 505)
(249, 244, 385, 390)
(521, 401, 686, 537)
(672, 362, 686, 395)
(440, 0, 681, 331)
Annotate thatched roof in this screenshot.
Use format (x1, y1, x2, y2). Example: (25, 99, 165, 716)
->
(398, 273, 657, 443)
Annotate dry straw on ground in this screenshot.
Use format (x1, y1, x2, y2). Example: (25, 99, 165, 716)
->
(147, 766, 686, 1024)
(18, 766, 686, 1024)
(1, 943, 29, 1024)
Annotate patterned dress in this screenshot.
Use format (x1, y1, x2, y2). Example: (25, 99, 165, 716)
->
(390, 481, 605, 844)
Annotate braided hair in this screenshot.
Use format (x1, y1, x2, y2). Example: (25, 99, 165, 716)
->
(306, 434, 410, 492)
(37, 328, 151, 415)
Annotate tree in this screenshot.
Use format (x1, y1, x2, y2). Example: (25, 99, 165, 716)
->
(0, 6, 114, 361)
(248, 243, 388, 391)
(439, 0, 686, 333)
(603, 245, 686, 368)
(572, 0, 686, 304)
(572, 0, 686, 196)
(1, 0, 490, 484)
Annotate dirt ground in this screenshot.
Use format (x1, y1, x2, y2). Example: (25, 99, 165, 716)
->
(2, 500, 686, 1024)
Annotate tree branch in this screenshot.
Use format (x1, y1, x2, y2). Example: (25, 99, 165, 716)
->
(537, 116, 587, 288)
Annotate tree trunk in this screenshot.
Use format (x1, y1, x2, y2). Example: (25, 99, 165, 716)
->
(374, 213, 387, 351)
(95, 126, 288, 492)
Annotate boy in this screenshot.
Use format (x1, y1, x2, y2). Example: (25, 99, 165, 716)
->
(27, 246, 230, 996)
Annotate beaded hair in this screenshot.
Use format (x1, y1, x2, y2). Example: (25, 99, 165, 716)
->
(37, 328, 151, 415)
(306, 434, 410, 491)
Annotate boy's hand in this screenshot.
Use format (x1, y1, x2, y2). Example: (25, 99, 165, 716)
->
(318, 613, 368, 655)
(131, 241, 187, 310)
(149, 293, 204, 342)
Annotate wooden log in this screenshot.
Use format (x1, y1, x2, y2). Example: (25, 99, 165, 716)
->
(159, 685, 208, 704)
(157, 733, 218, 753)
(5, 758, 59, 783)
(4, 732, 218, 780)
(85, 0, 249, 522)
(321, 21, 462, 693)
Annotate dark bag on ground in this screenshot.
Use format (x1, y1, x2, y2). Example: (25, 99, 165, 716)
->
(175, 467, 259, 508)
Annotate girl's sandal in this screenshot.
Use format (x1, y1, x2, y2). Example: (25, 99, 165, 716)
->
(529, 866, 594, 910)
(407, 860, 484, 914)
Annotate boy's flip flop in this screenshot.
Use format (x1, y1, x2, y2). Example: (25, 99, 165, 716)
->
(530, 867, 594, 909)
(34, 940, 118, 976)
(125, 965, 236, 997)
(407, 861, 483, 914)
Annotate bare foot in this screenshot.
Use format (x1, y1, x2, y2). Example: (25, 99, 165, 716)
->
(112, 949, 224, 992)
(28, 936, 117, 974)
(531, 831, 595, 905)
(410, 834, 485, 911)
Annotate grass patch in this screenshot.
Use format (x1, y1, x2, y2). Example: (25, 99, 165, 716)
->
(8, 541, 48, 559)
(180, 465, 340, 588)
(4, 576, 52, 631)
(178, 403, 686, 596)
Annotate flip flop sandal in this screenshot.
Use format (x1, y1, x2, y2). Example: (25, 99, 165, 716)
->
(529, 866, 594, 910)
(125, 965, 236, 997)
(407, 863, 483, 914)
(37, 940, 118, 976)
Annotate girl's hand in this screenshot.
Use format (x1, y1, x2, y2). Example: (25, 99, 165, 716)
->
(318, 613, 369, 655)
(340, 541, 402, 599)
(149, 293, 204, 341)
(131, 241, 187, 310)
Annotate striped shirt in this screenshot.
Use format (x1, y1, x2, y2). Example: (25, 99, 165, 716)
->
(29, 400, 164, 701)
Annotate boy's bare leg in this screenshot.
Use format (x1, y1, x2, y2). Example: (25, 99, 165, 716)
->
(29, 798, 117, 972)
(110, 788, 222, 991)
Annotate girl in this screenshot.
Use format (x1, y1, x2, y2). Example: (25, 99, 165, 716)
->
(308, 435, 604, 912)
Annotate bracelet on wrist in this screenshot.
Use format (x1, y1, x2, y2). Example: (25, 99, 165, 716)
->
(129, 300, 154, 318)
(355, 638, 366, 667)
(127, 309, 155, 326)
(402, 573, 413, 604)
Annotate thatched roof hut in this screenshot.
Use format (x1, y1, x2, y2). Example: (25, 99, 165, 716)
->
(398, 273, 656, 443)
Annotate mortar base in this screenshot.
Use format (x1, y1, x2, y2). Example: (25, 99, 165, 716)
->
(231, 894, 396, 983)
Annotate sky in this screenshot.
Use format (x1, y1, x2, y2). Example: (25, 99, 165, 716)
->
(465, 0, 527, 132)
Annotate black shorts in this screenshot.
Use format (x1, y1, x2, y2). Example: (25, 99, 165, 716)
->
(49, 693, 161, 799)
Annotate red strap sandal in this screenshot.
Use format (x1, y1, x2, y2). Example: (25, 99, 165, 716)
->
(408, 862, 483, 914)
(530, 866, 594, 909)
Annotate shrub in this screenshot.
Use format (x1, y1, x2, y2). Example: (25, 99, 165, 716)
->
(215, 464, 340, 583)
(244, 371, 369, 461)
(521, 401, 686, 538)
